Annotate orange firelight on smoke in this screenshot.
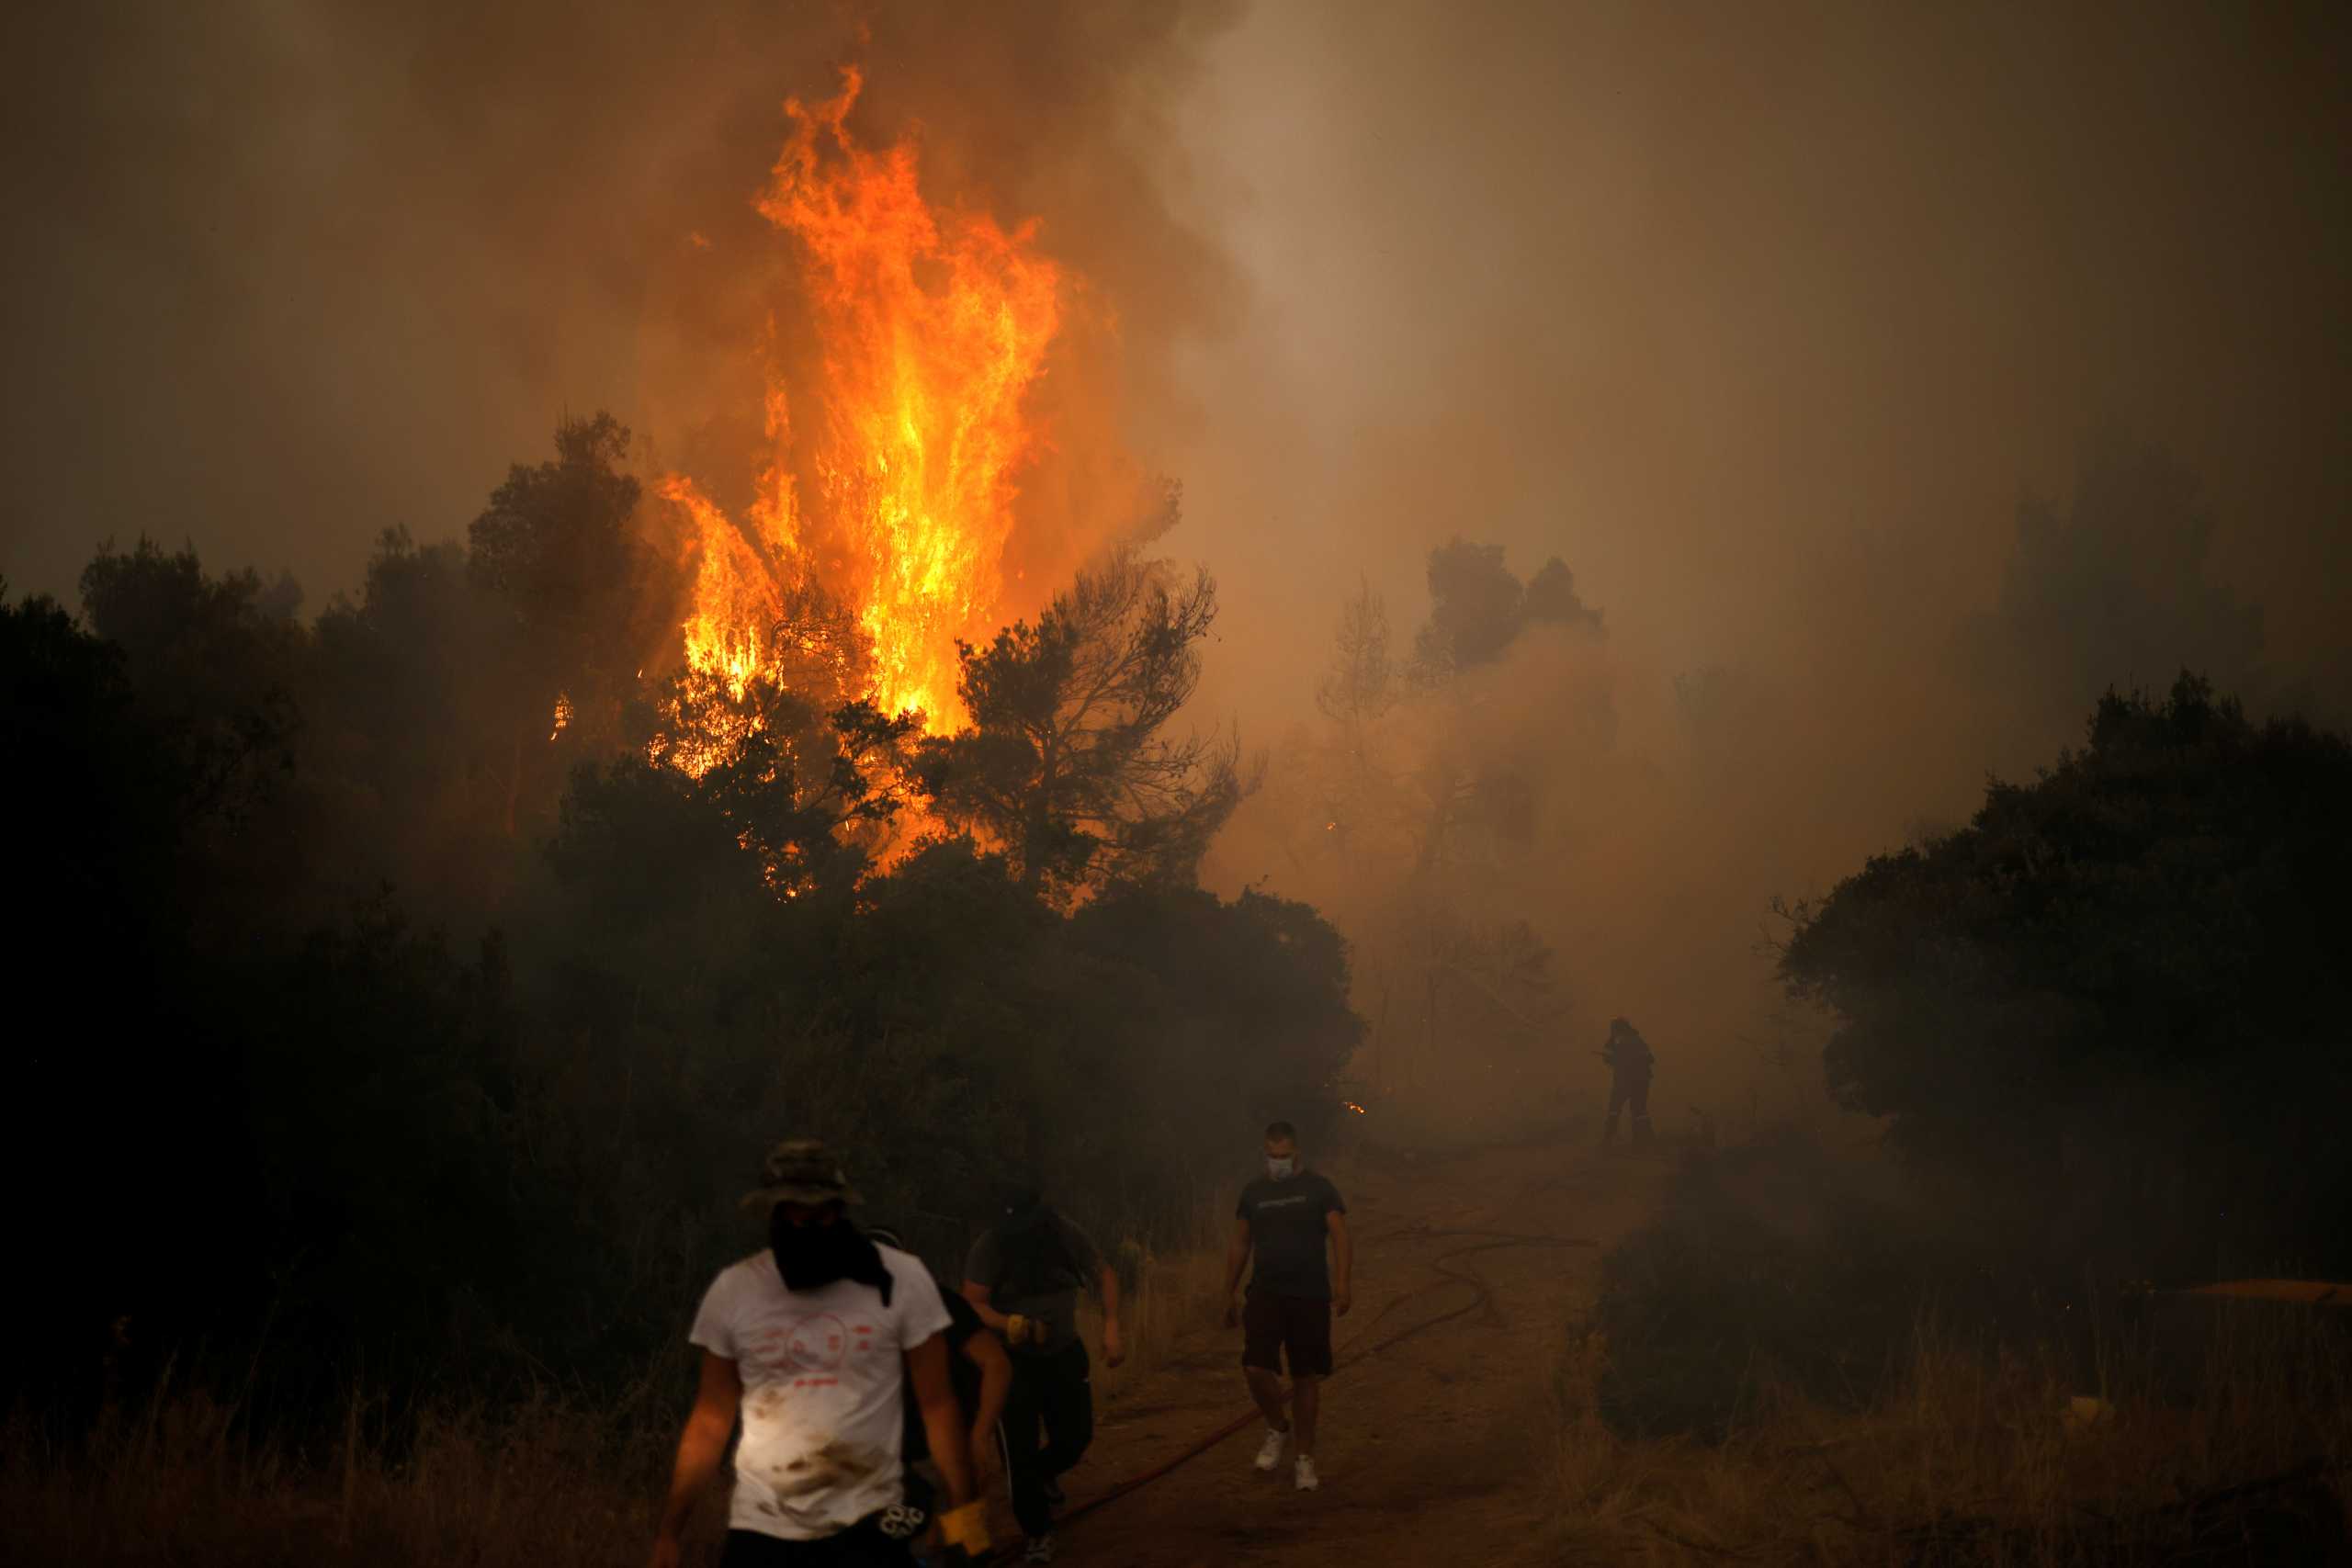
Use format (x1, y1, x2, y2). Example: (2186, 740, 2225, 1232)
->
(665, 66, 1062, 736)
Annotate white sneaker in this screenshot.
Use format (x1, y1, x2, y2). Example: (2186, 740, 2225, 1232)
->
(1295, 1454, 1320, 1492)
(1252, 1426, 1289, 1472)
(1023, 1534, 1057, 1563)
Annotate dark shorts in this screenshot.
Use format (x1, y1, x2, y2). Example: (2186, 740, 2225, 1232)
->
(1242, 1291, 1333, 1378)
(718, 1515, 915, 1566)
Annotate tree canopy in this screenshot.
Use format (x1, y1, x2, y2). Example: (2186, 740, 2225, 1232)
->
(1410, 536, 1602, 682)
(919, 551, 1250, 902)
(0, 421, 1361, 1424)
(1780, 673, 2352, 1279)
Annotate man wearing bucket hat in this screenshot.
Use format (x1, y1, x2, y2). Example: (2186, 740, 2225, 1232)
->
(649, 1139, 988, 1567)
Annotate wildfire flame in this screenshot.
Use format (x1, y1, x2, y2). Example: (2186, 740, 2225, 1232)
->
(665, 66, 1062, 737)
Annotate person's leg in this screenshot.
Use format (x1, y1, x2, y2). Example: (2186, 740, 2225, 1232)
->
(718, 1531, 795, 1568)
(896, 1465, 939, 1558)
(754, 1515, 910, 1568)
(1631, 1079, 1653, 1145)
(831, 1517, 919, 1567)
(1037, 1339, 1094, 1480)
(1241, 1292, 1290, 1432)
(1245, 1364, 1288, 1426)
(998, 1357, 1051, 1541)
(1602, 1081, 1627, 1143)
(1292, 1373, 1320, 1456)
(1285, 1295, 1334, 1482)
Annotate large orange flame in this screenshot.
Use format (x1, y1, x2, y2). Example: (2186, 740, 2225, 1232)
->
(668, 67, 1062, 735)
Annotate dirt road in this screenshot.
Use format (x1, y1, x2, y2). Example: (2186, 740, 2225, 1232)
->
(1036, 1138, 1665, 1567)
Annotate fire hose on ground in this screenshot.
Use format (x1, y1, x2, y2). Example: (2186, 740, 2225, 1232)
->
(977, 1226, 1600, 1562)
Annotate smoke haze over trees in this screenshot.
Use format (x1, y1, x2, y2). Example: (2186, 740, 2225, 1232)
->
(2, 419, 1357, 1422)
(1781, 673, 2352, 1282)
(5, 9, 2352, 1535)
(7, 2, 2349, 1112)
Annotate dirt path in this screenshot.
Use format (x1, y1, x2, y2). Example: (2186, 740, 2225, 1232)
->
(1035, 1138, 1666, 1567)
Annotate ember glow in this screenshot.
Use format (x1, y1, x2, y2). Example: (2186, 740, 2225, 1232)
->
(663, 66, 1063, 739)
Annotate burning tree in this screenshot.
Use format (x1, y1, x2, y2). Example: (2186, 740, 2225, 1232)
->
(918, 550, 1250, 903)
(658, 65, 1072, 741)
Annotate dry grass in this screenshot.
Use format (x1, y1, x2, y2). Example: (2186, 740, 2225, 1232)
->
(1, 1226, 1238, 1568)
(1088, 1202, 1238, 1398)
(1548, 1302, 2352, 1564)
(0, 1375, 707, 1568)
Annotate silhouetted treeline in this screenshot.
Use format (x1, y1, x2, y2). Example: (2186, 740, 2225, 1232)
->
(1, 417, 1358, 1427)
(1781, 672, 2352, 1284)
(1593, 676, 2352, 1441)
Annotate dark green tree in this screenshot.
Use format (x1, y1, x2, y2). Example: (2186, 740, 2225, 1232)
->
(1412, 537, 1523, 678)
(1521, 556, 1604, 636)
(1962, 440, 2267, 734)
(5, 587, 206, 1407)
(467, 412, 681, 752)
(1780, 673, 2352, 1279)
(1409, 537, 1600, 682)
(919, 551, 1248, 902)
(78, 538, 303, 826)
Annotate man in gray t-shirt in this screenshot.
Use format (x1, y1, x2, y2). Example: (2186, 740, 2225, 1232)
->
(962, 1189, 1123, 1559)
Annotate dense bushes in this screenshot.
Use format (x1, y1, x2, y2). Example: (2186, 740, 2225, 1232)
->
(1596, 675, 2352, 1443)
(1591, 1133, 1942, 1439)
(1781, 674, 2352, 1283)
(0, 420, 1360, 1427)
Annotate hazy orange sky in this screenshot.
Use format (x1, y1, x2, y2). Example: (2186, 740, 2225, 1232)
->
(7, 3, 2341, 721)
(6, 5, 2346, 1046)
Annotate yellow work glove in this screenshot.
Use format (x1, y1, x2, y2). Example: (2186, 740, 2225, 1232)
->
(937, 1501, 990, 1556)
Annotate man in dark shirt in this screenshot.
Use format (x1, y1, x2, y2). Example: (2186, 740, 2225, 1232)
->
(962, 1189, 1123, 1563)
(1222, 1120, 1351, 1493)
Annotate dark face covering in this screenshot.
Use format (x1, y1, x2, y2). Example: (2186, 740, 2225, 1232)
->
(770, 1207, 895, 1303)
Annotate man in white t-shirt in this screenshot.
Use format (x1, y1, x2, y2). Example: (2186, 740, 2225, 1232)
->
(650, 1139, 987, 1567)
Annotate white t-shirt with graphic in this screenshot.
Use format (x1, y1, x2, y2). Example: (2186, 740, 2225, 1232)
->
(689, 1245, 952, 1540)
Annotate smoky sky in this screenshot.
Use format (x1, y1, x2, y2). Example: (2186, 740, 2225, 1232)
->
(5, 2, 2348, 1097)
(0, 0, 1238, 608)
(1162, 1, 2349, 741)
(7, 0, 2343, 700)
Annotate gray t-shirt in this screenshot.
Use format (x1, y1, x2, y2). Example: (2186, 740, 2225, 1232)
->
(964, 1212, 1102, 1356)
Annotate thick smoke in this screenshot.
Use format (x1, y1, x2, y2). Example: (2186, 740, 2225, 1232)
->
(6, 1, 2348, 1131)
(1166, 0, 2351, 1122)
(0, 0, 1238, 607)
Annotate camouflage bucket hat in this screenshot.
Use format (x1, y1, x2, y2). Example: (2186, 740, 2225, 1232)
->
(741, 1138, 862, 1213)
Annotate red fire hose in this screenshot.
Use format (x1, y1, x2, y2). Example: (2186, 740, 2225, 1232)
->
(979, 1227, 1597, 1562)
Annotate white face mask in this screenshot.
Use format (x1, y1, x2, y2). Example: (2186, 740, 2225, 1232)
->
(1265, 1155, 1297, 1179)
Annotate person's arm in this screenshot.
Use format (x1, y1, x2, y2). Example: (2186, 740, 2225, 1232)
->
(1327, 1210, 1353, 1316)
(649, 1351, 741, 1568)
(959, 1279, 1015, 1334)
(1221, 1215, 1252, 1327)
(961, 1326, 1012, 1477)
(1097, 1260, 1125, 1367)
(910, 1332, 976, 1506)
(912, 1330, 991, 1559)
